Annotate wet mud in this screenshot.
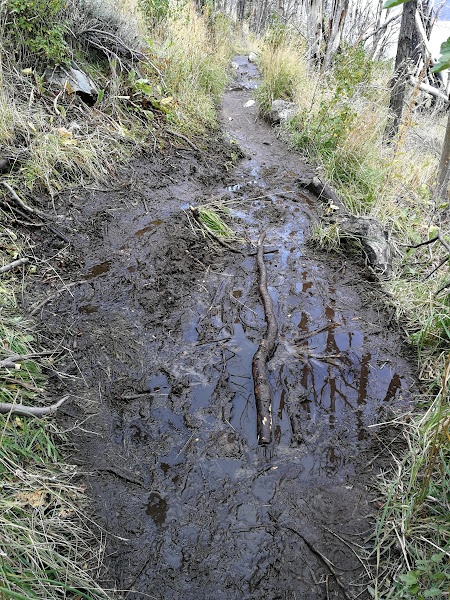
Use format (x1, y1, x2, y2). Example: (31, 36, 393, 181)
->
(36, 57, 417, 599)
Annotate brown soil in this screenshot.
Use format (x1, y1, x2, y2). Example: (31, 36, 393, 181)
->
(30, 56, 417, 600)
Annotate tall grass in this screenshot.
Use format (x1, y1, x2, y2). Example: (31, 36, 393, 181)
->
(154, 3, 234, 131)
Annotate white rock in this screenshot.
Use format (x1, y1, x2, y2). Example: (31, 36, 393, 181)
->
(231, 61, 239, 70)
(244, 100, 255, 108)
(248, 52, 259, 62)
(268, 99, 298, 124)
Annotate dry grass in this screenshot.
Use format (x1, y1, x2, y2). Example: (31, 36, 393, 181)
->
(154, 2, 234, 131)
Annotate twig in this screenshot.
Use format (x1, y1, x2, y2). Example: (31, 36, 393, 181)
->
(0, 257, 29, 275)
(438, 231, 450, 255)
(30, 281, 87, 316)
(405, 235, 439, 249)
(435, 281, 450, 296)
(43, 223, 70, 243)
(296, 323, 340, 343)
(1, 182, 39, 217)
(282, 524, 353, 600)
(252, 230, 278, 445)
(425, 255, 449, 280)
(167, 129, 200, 152)
(0, 351, 55, 369)
(0, 395, 69, 417)
(78, 28, 166, 85)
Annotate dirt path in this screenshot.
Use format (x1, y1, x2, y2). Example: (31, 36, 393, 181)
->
(35, 56, 416, 599)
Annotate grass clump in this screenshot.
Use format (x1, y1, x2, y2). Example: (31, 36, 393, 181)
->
(198, 206, 236, 240)
(254, 27, 303, 113)
(372, 361, 450, 599)
(155, 4, 234, 131)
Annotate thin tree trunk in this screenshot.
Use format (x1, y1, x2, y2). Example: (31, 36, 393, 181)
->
(438, 111, 450, 199)
(307, 0, 324, 67)
(385, 0, 418, 139)
(323, 0, 349, 69)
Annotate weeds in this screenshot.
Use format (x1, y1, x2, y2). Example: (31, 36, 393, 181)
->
(155, 3, 234, 131)
(372, 359, 450, 599)
(198, 206, 236, 240)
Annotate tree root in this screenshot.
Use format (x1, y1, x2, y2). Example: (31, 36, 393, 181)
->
(252, 231, 278, 445)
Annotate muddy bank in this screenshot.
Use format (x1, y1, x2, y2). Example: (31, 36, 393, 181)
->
(33, 56, 417, 599)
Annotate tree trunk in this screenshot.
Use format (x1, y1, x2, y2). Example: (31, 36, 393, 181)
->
(323, 0, 349, 69)
(386, 0, 418, 139)
(437, 111, 450, 199)
(237, 0, 245, 21)
(307, 0, 325, 67)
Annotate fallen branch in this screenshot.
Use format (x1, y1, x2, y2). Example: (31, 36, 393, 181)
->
(167, 129, 200, 152)
(189, 206, 244, 254)
(30, 281, 87, 316)
(0, 257, 29, 275)
(0, 351, 55, 369)
(0, 396, 69, 417)
(1, 182, 41, 217)
(296, 322, 340, 344)
(409, 76, 448, 103)
(252, 231, 278, 445)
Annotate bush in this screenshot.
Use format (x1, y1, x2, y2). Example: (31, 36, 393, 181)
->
(2, 0, 70, 65)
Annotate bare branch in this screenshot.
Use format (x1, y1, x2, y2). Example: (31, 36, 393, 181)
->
(0, 257, 29, 275)
(0, 396, 69, 417)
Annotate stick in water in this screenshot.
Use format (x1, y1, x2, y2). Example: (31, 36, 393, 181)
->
(252, 230, 278, 445)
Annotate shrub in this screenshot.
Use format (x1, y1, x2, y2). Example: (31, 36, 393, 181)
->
(2, 0, 70, 65)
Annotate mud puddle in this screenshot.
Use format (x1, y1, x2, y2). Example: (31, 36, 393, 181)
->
(39, 57, 416, 599)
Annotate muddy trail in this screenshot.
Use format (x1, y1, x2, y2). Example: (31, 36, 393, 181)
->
(34, 56, 416, 599)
